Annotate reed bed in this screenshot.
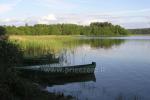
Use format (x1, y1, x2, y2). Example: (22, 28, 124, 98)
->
(9, 35, 78, 57)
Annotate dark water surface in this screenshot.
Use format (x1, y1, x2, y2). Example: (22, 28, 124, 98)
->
(18, 36, 150, 100)
(40, 36, 150, 100)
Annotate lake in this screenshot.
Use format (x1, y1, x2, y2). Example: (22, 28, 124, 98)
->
(11, 36, 150, 100)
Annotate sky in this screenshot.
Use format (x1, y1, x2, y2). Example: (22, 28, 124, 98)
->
(0, 0, 150, 29)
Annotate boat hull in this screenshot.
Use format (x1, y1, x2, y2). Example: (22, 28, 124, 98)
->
(16, 62, 96, 74)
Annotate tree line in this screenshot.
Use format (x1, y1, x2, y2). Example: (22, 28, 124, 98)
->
(2, 22, 129, 36)
(129, 28, 150, 34)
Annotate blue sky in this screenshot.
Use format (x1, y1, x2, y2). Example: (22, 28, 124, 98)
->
(0, 0, 150, 28)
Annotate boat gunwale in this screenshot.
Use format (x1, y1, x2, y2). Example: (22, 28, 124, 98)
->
(16, 62, 96, 69)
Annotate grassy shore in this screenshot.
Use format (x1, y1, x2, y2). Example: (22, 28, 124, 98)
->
(0, 40, 73, 100)
(9, 35, 125, 58)
(9, 35, 78, 57)
(130, 34, 150, 36)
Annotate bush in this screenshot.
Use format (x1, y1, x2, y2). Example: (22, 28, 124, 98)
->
(0, 41, 72, 100)
(0, 26, 6, 36)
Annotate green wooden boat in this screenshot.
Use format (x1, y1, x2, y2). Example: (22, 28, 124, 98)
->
(16, 62, 96, 74)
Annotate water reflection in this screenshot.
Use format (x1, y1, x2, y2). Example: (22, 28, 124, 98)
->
(11, 36, 150, 100)
(17, 38, 125, 58)
(115, 93, 142, 100)
(19, 70, 96, 87)
(15, 38, 125, 66)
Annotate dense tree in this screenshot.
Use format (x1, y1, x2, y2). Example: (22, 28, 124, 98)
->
(3, 22, 129, 36)
(129, 28, 150, 34)
(0, 26, 6, 36)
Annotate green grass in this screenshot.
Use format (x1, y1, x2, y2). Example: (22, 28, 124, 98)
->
(129, 34, 150, 36)
(9, 35, 79, 57)
(9, 35, 125, 58)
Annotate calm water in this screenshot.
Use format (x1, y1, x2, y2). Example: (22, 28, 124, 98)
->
(37, 36, 150, 100)
(16, 36, 150, 100)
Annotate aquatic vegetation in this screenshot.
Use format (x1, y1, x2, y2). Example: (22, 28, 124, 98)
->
(9, 35, 124, 58)
(9, 35, 77, 57)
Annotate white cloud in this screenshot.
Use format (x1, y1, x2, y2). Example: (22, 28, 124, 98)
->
(0, 17, 27, 23)
(38, 14, 57, 24)
(0, 14, 57, 25)
(0, 0, 22, 13)
(42, 14, 56, 21)
(1, 8, 150, 29)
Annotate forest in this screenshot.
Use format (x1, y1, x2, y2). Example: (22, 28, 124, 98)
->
(3, 22, 129, 36)
(129, 28, 150, 34)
